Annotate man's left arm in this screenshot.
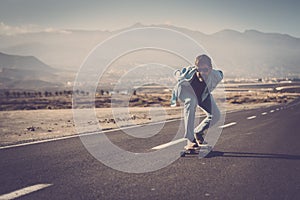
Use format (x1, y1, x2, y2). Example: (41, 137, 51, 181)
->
(210, 69, 223, 91)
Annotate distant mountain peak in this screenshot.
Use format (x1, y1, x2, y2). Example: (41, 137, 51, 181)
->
(211, 29, 243, 38)
(244, 29, 298, 39)
(0, 51, 52, 71)
(244, 29, 262, 34)
(0, 52, 61, 89)
(128, 22, 146, 29)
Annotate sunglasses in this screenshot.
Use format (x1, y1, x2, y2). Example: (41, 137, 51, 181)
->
(198, 68, 209, 73)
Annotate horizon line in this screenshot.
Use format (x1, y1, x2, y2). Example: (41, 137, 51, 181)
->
(1, 21, 299, 39)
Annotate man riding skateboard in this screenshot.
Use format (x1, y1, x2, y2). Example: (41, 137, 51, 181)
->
(171, 54, 223, 150)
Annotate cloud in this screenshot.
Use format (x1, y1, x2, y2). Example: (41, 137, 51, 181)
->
(0, 22, 71, 36)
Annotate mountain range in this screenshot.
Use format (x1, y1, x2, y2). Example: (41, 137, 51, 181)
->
(0, 52, 64, 89)
(0, 23, 299, 90)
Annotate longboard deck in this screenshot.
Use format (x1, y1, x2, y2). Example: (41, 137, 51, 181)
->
(180, 145, 212, 157)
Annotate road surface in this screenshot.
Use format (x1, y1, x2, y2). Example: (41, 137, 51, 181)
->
(1, 99, 300, 200)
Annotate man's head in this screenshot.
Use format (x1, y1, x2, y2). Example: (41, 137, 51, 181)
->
(195, 54, 212, 78)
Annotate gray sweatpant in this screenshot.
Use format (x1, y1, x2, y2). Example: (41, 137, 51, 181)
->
(178, 83, 221, 142)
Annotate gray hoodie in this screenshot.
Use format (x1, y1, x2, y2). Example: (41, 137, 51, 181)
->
(170, 66, 223, 106)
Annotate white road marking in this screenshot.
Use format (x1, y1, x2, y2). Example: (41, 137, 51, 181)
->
(151, 138, 187, 150)
(0, 109, 245, 150)
(152, 122, 238, 150)
(276, 108, 280, 111)
(261, 112, 267, 115)
(270, 110, 275, 113)
(247, 116, 256, 120)
(219, 122, 237, 128)
(0, 113, 209, 150)
(0, 184, 52, 200)
(0, 134, 81, 150)
(0, 118, 187, 150)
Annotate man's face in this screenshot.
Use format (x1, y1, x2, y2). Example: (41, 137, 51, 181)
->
(197, 64, 212, 78)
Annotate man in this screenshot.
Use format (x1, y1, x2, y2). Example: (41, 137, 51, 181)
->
(171, 54, 223, 149)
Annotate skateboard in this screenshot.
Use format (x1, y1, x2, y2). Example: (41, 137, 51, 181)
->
(180, 144, 212, 157)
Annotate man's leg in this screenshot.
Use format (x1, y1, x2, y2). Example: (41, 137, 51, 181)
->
(194, 95, 220, 143)
(178, 84, 198, 144)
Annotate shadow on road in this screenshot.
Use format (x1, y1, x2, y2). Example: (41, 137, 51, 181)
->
(206, 151, 300, 160)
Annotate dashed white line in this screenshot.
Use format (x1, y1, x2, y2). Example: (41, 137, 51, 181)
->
(261, 112, 267, 115)
(152, 122, 238, 149)
(0, 184, 52, 200)
(219, 122, 237, 128)
(276, 108, 280, 111)
(247, 116, 257, 120)
(151, 138, 187, 150)
(270, 110, 275, 113)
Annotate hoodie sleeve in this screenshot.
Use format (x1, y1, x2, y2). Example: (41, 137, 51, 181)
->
(215, 69, 223, 83)
(209, 69, 223, 91)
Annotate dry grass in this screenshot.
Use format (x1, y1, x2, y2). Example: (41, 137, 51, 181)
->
(1, 83, 300, 147)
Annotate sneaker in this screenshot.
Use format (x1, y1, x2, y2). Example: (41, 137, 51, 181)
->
(194, 132, 205, 146)
(184, 141, 198, 150)
(192, 138, 199, 147)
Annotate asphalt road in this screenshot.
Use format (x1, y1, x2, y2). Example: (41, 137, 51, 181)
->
(1, 99, 300, 200)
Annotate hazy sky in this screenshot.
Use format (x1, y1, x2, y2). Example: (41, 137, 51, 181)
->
(0, 0, 300, 37)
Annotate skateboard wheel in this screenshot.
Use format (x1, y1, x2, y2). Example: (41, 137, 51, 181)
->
(180, 151, 186, 157)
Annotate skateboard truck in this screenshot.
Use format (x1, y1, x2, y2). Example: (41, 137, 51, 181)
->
(180, 144, 212, 158)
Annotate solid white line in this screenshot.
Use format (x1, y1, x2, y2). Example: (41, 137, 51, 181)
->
(0, 109, 242, 150)
(261, 112, 267, 115)
(0, 114, 209, 150)
(0, 184, 52, 200)
(151, 138, 187, 150)
(0, 134, 81, 150)
(0, 120, 179, 150)
(270, 110, 275, 113)
(247, 116, 257, 120)
(219, 122, 237, 128)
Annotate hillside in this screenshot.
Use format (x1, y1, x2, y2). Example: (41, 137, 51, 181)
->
(0, 24, 299, 80)
(0, 52, 63, 89)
